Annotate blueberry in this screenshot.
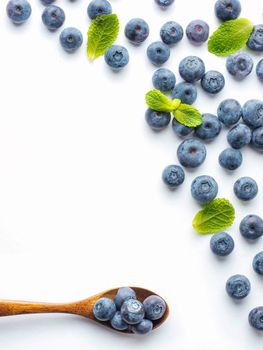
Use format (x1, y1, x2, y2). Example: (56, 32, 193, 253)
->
(227, 124, 252, 149)
(115, 287, 136, 310)
(195, 114, 222, 141)
(162, 165, 185, 188)
(247, 25, 263, 52)
(87, 0, 112, 20)
(145, 109, 171, 131)
(219, 148, 243, 170)
(121, 299, 145, 325)
(125, 18, 149, 45)
(253, 252, 263, 276)
(177, 139, 207, 168)
(172, 118, 194, 137)
(256, 59, 263, 82)
(6, 0, 32, 24)
(201, 71, 225, 94)
(186, 20, 209, 45)
(249, 307, 263, 330)
(152, 68, 176, 92)
(143, 295, 166, 321)
(42, 5, 65, 31)
(217, 99, 242, 127)
(215, 0, 241, 21)
(160, 21, 183, 45)
(251, 127, 263, 151)
(171, 82, 197, 105)
(179, 56, 205, 83)
(104, 45, 129, 71)
(226, 52, 253, 80)
(147, 42, 170, 66)
(132, 319, 153, 335)
(191, 175, 218, 204)
(110, 311, 129, 331)
(40, 0, 56, 5)
(234, 177, 258, 201)
(240, 215, 263, 240)
(93, 297, 116, 321)
(210, 232, 235, 256)
(242, 100, 263, 129)
(226, 275, 251, 299)
(155, 0, 174, 7)
(59, 27, 83, 53)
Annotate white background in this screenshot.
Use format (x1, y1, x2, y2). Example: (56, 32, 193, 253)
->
(0, 0, 263, 349)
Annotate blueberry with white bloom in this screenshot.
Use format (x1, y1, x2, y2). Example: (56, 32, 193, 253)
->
(226, 275, 251, 299)
(132, 319, 153, 335)
(219, 148, 243, 170)
(147, 41, 170, 66)
(247, 25, 263, 52)
(87, 0, 112, 20)
(249, 307, 263, 330)
(59, 27, 83, 52)
(179, 56, 205, 83)
(172, 119, 194, 137)
(143, 295, 166, 321)
(251, 127, 263, 151)
(234, 177, 258, 201)
(252, 252, 263, 276)
(125, 18, 149, 45)
(171, 82, 197, 105)
(152, 68, 176, 92)
(217, 99, 242, 127)
(256, 59, 263, 82)
(104, 45, 129, 70)
(177, 139, 207, 168)
(42, 5, 65, 31)
(240, 215, 263, 240)
(162, 165, 185, 188)
(201, 71, 225, 94)
(195, 114, 222, 141)
(227, 124, 252, 149)
(41, 0, 56, 5)
(155, 0, 174, 8)
(215, 0, 241, 21)
(121, 299, 145, 325)
(191, 175, 218, 204)
(226, 52, 253, 80)
(145, 109, 171, 131)
(93, 297, 116, 321)
(210, 232, 235, 256)
(6, 0, 32, 24)
(115, 287, 136, 310)
(160, 21, 183, 45)
(186, 20, 209, 45)
(111, 311, 129, 331)
(242, 99, 263, 129)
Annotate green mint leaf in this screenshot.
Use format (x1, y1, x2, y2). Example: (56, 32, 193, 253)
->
(87, 14, 119, 61)
(173, 104, 202, 127)
(145, 90, 181, 113)
(208, 18, 253, 56)
(192, 198, 235, 235)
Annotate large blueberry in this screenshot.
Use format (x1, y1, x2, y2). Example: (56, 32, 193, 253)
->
(249, 307, 263, 330)
(256, 59, 263, 82)
(227, 124, 252, 149)
(251, 127, 263, 151)
(242, 100, 263, 129)
(226, 275, 251, 299)
(171, 82, 197, 105)
(210, 232, 235, 256)
(217, 99, 242, 127)
(147, 41, 170, 66)
(247, 25, 263, 52)
(172, 118, 194, 137)
(87, 0, 112, 20)
(59, 27, 83, 52)
(132, 319, 153, 335)
(195, 114, 222, 141)
(186, 20, 209, 45)
(219, 148, 243, 170)
(253, 252, 263, 276)
(201, 71, 225, 94)
(215, 0, 241, 21)
(110, 311, 129, 331)
(177, 139, 207, 168)
(226, 52, 253, 80)
(234, 177, 258, 201)
(93, 297, 116, 321)
(191, 175, 218, 204)
(145, 109, 171, 131)
(162, 165, 185, 188)
(104, 45, 129, 70)
(160, 21, 183, 45)
(42, 5, 65, 31)
(143, 295, 166, 321)
(152, 68, 176, 92)
(6, 0, 32, 24)
(115, 287, 136, 310)
(125, 18, 149, 44)
(179, 56, 205, 83)
(121, 299, 145, 325)
(240, 215, 263, 240)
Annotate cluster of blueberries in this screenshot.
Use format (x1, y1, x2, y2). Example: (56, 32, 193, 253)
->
(93, 287, 166, 335)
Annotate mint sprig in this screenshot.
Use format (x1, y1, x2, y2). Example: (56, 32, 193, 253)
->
(192, 198, 235, 234)
(208, 18, 253, 56)
(145, 90, 202, 128)
(87, 14, 119, 61)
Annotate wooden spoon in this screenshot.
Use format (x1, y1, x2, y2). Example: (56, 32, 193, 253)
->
(0, 287, 169, 334)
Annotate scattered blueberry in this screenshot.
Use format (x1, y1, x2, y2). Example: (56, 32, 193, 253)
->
(247, 25, 263, 52)
(249, 307, 263, 330)
(115, 287, 137, 310)
(240, 215, 263, 240)
(160, 21, 183, 45)
(186, 20, 209, 45)
(195, 114, 222, 141)
(125, 18, 149, 45)
(217, 99, 242, 127)
(251, 127, 263, 151)
(215, 0, 241, 21)
(227, 124, 252, 149)
(177, 139, 207, 168)
(59, 27, 83, 53)
(42, 5, 65, 31)
(147, 41, 170, 66)
(172, 118, 194, 137)
(93, 297, 117, 321)
(40, 0, 56, 5)
(252, 252, 263, 276)
(87, 0, 112, 20)
(111, 311, 129, 331)
(132, 319, 153, 335)
(210, 232, 235, 256)
(6, 0, 32, 24)
(121, 299, 145, 325)
(226, 52, 253, 80)
(234, 177, 258, 201)
(201, 70, 225, 94)
(143, 295, 166, 321)
(155, 0, 174, 7)
(152, 68, 176, 92)
(171, 82, 197, 105)
(191, 175, 218, 204)
(104, 45, 129, 70)
(179, 56, 205, 83)
(219, 148, 243, 170)
(242, 99, 263, 129)
(226, 275, 251, 300)
(256, 59, 263, 82)
(162, 165, 185, 188)
(145, 109, 171, 130)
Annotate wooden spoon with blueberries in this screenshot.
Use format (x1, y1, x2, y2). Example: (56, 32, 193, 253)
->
(0, 287, 169, 335)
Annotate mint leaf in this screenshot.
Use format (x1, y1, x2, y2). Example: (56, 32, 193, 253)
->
(192, 198, 235, 235)
(145, 90, 181, 113)
(87, 14, 119, 61)
(208, 18, 253, 56)
(173, 104, 202, 127)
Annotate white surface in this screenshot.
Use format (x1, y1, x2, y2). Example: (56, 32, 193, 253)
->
(1, 0, 263, 348)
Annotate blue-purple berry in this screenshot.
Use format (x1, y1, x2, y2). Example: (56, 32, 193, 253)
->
(160, 21, 183, 45)
(256, 59, 263, 82)
(201, 71, 225, 94)
(234, 177, 258, 201)
(210, 232, 235, 256)
(171, 82, 197, 105)
(191, 175, 218, 204)
(115, 287, 136, 310)
(155, 0, 174, 7)
(172, 118, 194, 137)
(132, 319, 153, 335)
(59, 27, 83, 52)
(110, 311, 129, 331)
(177, 139, 207, 168)
(251, 127, 263, 151)
(215, 0, 241, 21)
(121, 299, 145, 325)
(240, 215, 263, 240)
(93, 297, 116, 321)
(147, 41, 170, 66)
(226, 52, 253, 80)
(152, 68, 176, 92)
(217, 99, 242, 126)
(162, 165, 185, 188)
(249, 307, 263, 330)
(227, 123, 252, 149)
(42, 5, 65, 31)
(247, 25, 263, 52)
(253, 252, 263, 276)
(242, 100, 263, 129)
(186, 20, 209, 45)
(195, 114, 222, 141)
(6, 0, 32, 24)
(219, 148, 243, 170)
(143, 295, 166, 321)
(125, 18, 149, 45)
(179, 56, 205, 83)
(87, 0, 112, 20)
(145, 109, 171, 131)
(104, 45, 129, 70)
(226, 275, 251, 300)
